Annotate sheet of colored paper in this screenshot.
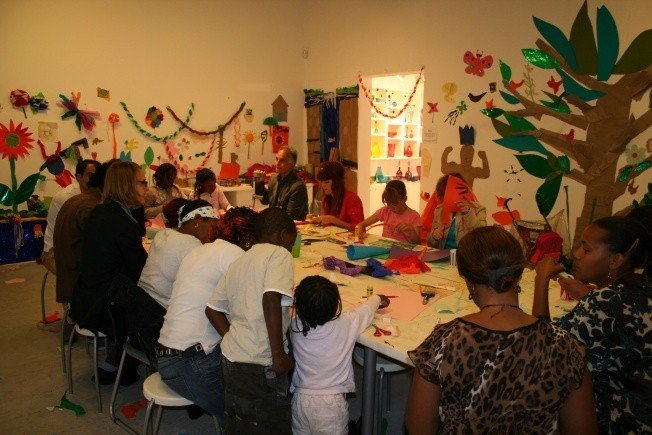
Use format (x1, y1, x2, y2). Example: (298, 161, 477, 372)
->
(388, 245, 450, 262)
(374, 286, 432, 321)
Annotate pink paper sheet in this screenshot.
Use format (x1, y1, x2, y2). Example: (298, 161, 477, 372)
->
(374, 286, 431, 321)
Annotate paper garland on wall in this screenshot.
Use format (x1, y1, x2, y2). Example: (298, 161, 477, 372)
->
(358, 67, 424, 119)
(164, 135, 217, 175)
(120, 101, 194, 142)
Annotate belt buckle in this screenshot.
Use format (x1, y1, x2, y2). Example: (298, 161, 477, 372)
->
(193, 343, 203, 354)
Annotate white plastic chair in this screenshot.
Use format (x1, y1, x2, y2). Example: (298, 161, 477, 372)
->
(66, 324, 107, 412)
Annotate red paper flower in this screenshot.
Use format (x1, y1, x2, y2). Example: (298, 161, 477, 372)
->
(0, 120, 34, 159)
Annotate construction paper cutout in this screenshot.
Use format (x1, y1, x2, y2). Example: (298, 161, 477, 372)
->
(440, 175, 477, 227)
(515, 154, 554, 179)
(546, 75, 563, 94)
(442, 82, 458, 103)
(97, 87, 110, 101)
(119, 151, 132, 162)
(54, 170, 74, 187)
(499, 60, 512, 82)
(29, 92, 49, 114)
(42, 311, 61, 323)
(539, 91, 571, 113)
(243, 130, 256, 158)
(0, 121, 39, 210)
(145, 106, 164, 128)
(458, 125, 475, 145)
(570, 1, 598, 75)
(38, 141, 65, 175)
(121, 398, 148, 419)
(493, 135, 547, 155)
(59, 394, 86, 416)
(533, 16, 579, 70)
(564, 129, 575, 144)
(272, 125, 289, 153)
(613, 29, 652, 74)
(441, 145, 489, 188)
(523, 64, 538, 101)
(536, 172, 563, 216)
(92, 138, 104, 146)
(388, 245, 449, 262)
(504, 113, 537, 131)
(10, 89, 30, 118)
(509, 80, 525, 92)
(374, 286, 432, 321)
(426, 102, 438, 123)
(480, 108, 504, 118)
(59, 93, 100, 132)
(272, 95, 288, 122)
(596, 5, 618, 81)
(555, 68, 604, 101)
(108, 113, 119, 158)
(444, 101, 468, 125)
(124, 138, 138, 152)
(384, 255, 431, 274)
(468, 92, 486, 103)
(491, 118, 518, 138)
(421, 148, 432, 177)
(492, 197, 521, 225)
(4, 278, 25, 284)
(522, 48, 560, 69)
(489, 82, 497, 93)
(121, 102, 194, 142)
(218, 162, 240, 180)
(463, 50, 493, 76)
(625, 144, 646, 165)
(244, 108, 254, 123)
(38, 122, 58, 141)
(485, 99, 495, 109)
(500, 91, 520, 105)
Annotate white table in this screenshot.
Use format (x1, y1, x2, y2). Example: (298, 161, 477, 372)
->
(293, 225, 576, 435)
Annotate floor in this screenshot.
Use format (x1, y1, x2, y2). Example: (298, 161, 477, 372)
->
(0, 261, 412, 434)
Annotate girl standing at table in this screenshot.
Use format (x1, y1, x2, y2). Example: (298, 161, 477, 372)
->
(354, 180, 421, 244)
(144, 163, 186, 220)
(289, 275, 389, 435)
(309, 161, 364, 230)
(533, 216, 651, 433)
(406, 226, 597, 434)
(194, 168, 233, 213)
(427, 173, 486, 249)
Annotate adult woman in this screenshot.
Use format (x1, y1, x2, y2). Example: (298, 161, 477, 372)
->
(427, 173, 486, 249)
(533, 216, 651, 433)
(194, 168, 232, 212)
(144, 163, 186, 219)
(407, 226, 597, 434)
(309, 161, 363, 230)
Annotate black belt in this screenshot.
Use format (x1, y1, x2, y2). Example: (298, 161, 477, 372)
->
(155, 343, 205, 358)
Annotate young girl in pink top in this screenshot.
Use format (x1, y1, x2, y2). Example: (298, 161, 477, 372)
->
(354, 180, 422, 244)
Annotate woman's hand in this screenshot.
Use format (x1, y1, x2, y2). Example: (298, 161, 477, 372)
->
(431, 227, 444, 240)
(535, 256, 565, 282)
(319, 215, 336, 226)
(557, 276, 593, 300)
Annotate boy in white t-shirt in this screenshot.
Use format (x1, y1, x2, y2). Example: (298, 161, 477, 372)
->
(289, 275, 389, 434)
(206, 207, 297, 434)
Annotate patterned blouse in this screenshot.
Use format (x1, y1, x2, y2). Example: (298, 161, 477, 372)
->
(144, 184, 185, 219)
(557, 276, 652, 433)
(409, 318, 585, 434)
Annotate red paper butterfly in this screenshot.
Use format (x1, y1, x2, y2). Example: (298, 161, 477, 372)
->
(463, 50, 493, 77)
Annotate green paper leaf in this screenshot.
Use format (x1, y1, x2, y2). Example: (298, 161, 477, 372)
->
(499, 91, 520, 105)
(61, 111, 76, 120)
(14, 173, 41, 205)
(0, 183, 13, 206)
(596, 5, 619, 81)
(515, 154, 554, 179)
(553, 155, 571, 174)
(74, 117, 82, 131)
(613, 29, 652, 74)
(634, 160, 651, 173)
(494, 135, 548, 155)
(504, 113, 537, 131)
(569, 1, 598, 74)
(59, 394, 86, 416)
(499, 60, 512, 82)
(522, 48, 560, 69)
(556, 68, 605, 101)
(481, 108, 505, 118)
(491, 118, 518, 138)
(536, 173, 563, 217)
(617, 165, 632, 182)
(539, 92, 571, 113)
(144, 146, 154, 166)
(533, 16, 578, 70)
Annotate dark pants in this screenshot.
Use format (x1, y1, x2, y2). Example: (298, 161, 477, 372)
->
(221, 356, 291, 435)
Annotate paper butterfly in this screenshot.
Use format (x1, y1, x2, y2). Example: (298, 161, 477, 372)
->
(463, 50, 493, 77)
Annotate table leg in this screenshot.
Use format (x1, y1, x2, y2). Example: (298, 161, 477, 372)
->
(361, 346, 377, 435)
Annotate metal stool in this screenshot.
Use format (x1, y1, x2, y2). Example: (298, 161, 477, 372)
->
(109, 340, 153, 433)
(66, 324, 107, 412)
(142, 372, 222, 434)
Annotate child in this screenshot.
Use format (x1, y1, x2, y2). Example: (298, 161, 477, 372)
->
(427, 173, 486, 249)
(290, 276, 389, 435)
(194, 167, 232, 212)
(205, 207, 297, 434)
(354, 179, 422, 244)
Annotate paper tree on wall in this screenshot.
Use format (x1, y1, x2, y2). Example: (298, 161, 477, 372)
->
(482, 1, 652, 246)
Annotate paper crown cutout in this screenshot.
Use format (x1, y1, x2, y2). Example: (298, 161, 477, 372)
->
(459, 125, 475, 145)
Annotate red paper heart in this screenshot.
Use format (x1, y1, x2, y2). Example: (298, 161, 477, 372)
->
(91, 151, 98, 159)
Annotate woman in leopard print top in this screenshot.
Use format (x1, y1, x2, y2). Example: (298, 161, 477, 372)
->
(534, 216, 651, 433)
(407, 226, 597, 434)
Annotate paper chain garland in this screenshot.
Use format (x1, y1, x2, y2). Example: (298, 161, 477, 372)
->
(166, 102, 245, 136)
(164, 134, 217, 175)
(358, 67, 424, 119)
(120, 101, 195, 142)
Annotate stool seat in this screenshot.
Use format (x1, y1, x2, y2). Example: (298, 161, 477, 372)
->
(143, 373, 193, 407)
(353, 347, 404, 373)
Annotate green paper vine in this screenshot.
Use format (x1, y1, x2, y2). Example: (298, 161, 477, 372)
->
(120, 102, 194, 142)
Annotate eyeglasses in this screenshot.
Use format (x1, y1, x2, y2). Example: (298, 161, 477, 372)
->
(136, 180, 148, 187)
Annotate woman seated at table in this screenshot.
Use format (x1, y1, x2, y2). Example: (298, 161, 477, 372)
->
(193, 168, 233, 213)
(144, 163, 186, 220)
(406, 226, 597, 434)
(427, 173, 486, 249)
(533, 216, 651, 433)
(309, 160, 364, 230)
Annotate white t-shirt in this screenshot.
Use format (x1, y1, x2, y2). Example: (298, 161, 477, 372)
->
(207, 243, 294, 366)
(44, 183, 80, 252)
(158, 239, 244, 354)
(290, 295, 381, 395)
(138, 229, 202, 308)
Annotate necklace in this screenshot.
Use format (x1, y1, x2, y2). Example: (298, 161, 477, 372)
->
(480, 303, 522, 318)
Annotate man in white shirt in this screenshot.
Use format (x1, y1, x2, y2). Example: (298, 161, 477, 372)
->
(41, 159, 99, 277)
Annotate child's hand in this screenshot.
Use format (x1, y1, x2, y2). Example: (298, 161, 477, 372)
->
(272, 352, 293, 376)
(456, 200, 471, 214)
(319, 215, 335, 226)
(395, 223, 412, 234)
(377, 294, 391, 309)
(431, 227, 444, 240)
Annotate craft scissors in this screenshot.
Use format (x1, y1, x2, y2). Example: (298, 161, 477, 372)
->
(372, 324, 392, 337)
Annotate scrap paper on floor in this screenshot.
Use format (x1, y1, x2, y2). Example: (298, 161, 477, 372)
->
(374, 286, 432, 321)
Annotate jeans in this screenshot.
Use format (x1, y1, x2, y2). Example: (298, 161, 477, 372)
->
(157, 345, 224, 424)
(221, 356, 291, 435)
